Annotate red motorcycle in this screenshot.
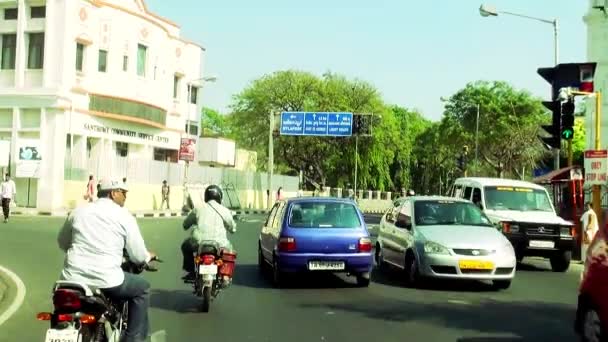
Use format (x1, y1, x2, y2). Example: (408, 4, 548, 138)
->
(190, 240, 236, 312)
(37, 255, 161, 342)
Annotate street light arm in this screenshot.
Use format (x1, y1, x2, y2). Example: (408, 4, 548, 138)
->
(500, 11, 555, 25)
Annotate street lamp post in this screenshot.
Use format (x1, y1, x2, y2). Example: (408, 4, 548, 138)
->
(182, 76, 217, 208)
(480, 4, 560, 170)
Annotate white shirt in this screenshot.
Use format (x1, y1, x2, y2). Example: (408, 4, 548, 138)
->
(57, 198, 151, 288)
(581, 208, 599, 242)
(1, 179, 16, 199)
(183, 200, 236, 249)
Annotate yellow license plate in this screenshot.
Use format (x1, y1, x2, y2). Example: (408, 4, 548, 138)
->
(458, 260, 494, 270)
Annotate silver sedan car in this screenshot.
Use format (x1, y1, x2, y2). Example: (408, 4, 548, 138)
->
(376, 196, 516, 290)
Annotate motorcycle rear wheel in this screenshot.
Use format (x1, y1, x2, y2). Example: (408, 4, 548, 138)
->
(201, 286, 211, 312)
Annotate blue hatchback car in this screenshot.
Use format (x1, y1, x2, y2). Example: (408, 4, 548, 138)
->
(258, 197, 373, 287)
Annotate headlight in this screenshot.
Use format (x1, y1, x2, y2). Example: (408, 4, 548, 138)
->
(560, 227, 572, 236)
(424, 241, 450, 255)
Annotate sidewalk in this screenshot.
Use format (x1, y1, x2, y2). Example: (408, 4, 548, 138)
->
(8, 200, 390, 218)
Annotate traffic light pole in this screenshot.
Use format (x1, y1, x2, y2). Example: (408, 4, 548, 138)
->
(570, 90, 602, 222)
(594, 91, 602, 221)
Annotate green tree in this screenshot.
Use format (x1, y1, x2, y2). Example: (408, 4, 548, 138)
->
(200, 107, 230, 136)
(442, 81, 549, 178)
(227, 70, 399, 191)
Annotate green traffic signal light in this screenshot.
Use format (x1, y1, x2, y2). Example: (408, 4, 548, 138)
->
(561, 128, 574, 140)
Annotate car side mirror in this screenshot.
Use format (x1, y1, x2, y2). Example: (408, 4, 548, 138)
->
(395, 219, 412, 230)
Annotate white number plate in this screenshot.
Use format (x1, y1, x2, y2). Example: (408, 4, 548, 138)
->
(308, 261, 345, 271)
(199, 264, 218, 275)
(529, 240, 555, 248)
(45, 328, 79, 342)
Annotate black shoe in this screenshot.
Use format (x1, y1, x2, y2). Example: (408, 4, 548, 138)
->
(182, 272, 196, 281)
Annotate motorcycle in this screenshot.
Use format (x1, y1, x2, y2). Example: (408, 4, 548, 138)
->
(189, 240, 236, 312)
(36, 254, 161, 342)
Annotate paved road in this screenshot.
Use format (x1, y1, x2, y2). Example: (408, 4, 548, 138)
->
(0, 215, 582, 341)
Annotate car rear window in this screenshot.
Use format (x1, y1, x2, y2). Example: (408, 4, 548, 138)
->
(288, 202, 361, 228)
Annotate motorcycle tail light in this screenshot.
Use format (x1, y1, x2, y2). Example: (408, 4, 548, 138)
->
(53, 289, 81, 311)
(202, 255, 215, 265)
(57, 314, 73, 322)
(80, 314, 96, 324)
(36, 312, 52, 321)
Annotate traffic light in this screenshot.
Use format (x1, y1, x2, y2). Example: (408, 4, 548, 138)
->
(537, 63, 596, 149)
(540, 100, 561, 149)
(560, 100, 575, 140)
(353, 114, 372, 136)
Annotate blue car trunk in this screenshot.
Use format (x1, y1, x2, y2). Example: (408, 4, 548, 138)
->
(283, 227, 368, 254)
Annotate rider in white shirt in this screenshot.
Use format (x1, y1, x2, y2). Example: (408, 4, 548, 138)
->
(181, 185, 236, 282)
(57, 179, 155, 342)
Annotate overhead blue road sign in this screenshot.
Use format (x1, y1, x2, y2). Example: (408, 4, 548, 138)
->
(280, 112, 352, 137)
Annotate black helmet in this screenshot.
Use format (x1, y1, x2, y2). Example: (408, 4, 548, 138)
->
(204, 185, 223, 203)
(406, 189, 415, 197)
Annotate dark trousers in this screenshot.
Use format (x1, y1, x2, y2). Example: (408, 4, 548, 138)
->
(181, 238, 197, 273)
(2, 198, 10, 220)
(102, 273, 150, 342)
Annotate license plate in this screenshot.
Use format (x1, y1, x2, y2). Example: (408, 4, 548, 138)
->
(529, 240, 555, 248)
(199, 264, 218, 275)
(458, 260, 494, 270)
(45, 328, 79, 342)
(308, 261, 345, 271)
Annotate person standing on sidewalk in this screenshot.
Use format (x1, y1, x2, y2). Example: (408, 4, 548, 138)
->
(581, 202, 599, 263)
(160, 180, 170, 210)
(1, 173, 16, 223)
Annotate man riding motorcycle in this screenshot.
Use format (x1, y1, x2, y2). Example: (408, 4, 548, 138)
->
(181, 184, 237, 283)
(57, 179, 156, 342)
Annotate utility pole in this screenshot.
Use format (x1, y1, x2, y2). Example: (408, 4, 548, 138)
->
(267, 110, 274, 209)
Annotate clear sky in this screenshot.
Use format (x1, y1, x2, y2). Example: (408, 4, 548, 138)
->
(146, 0, 589, 121)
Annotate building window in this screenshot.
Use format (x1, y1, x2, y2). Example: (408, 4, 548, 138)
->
(30, 6, 46, 18)
(1, 34, 17, 70)
(173, 75, 180, 99)
(122, 55, 128, 71)
(75, 43, 84, 72)
(137, 44, 146, 77)
(4, 8, 17, 20)
(189, 86, 198, 104)
(98, 50, 107, 72)
(154, 148, 177, 162)
(185, 121, 198, 136)
(116, 142, 128, 157)
(27, 33, 45, 69)
(86, 137, 92, 158)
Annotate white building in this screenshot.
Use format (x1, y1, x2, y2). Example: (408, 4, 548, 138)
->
(0, 0, 206, 211)
(584, 1, 608, 150)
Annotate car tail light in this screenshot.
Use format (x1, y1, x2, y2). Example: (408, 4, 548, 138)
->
(53, 289, 81, 311)
(278, 237, 296, 252)
(501, 222, 510, 234)
(36, 312, 52, 321)
(358, 238, 372, 252)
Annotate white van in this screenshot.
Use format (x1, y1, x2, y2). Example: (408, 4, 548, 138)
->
(449, 177, 575, 272)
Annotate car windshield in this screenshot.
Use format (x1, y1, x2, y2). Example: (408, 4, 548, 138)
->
(414, 200, 493, 227)
(484, 186, 554, 212)
(288, 202, 361, 228)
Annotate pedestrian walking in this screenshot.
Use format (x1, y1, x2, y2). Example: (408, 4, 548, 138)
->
(581, 202, 599, 263)
(1, 173, 16, 223)
(161, 180, 170, 210)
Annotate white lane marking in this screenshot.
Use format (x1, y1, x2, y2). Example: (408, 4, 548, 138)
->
(0, 264, 27, 327)
(150, 330, 167, 342)
(447, 299, 472, 305)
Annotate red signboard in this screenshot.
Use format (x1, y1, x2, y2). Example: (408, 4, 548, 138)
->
(179, 138, 196, 161)
(584, 150, 608, 185)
